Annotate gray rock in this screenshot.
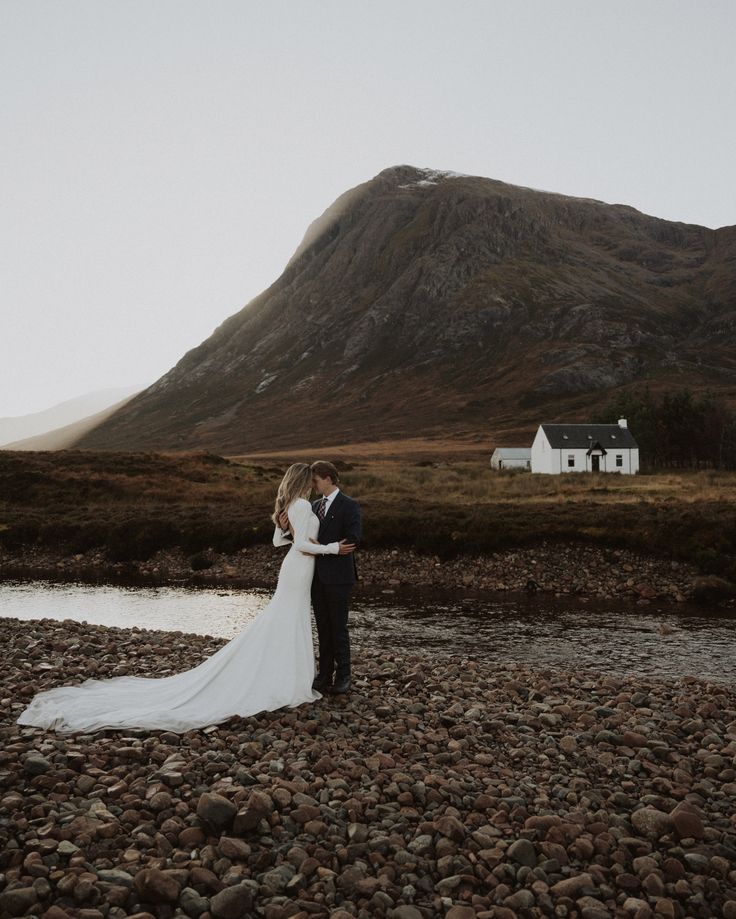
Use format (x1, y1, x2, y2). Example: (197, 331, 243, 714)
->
(97, 869, 135, 888)
(261, 864, 296, 894)
(348, 821, 369, 843)
(408, 833, 433, 855)
(57, 840, 81, 855)
(683, 852, 709, 871)
(23, 754, 51, 775)
(180, 886, 209, 918)
(508, 838, 538, 867)
(209, 882, 254, 919)
(630, 807, 672, 839)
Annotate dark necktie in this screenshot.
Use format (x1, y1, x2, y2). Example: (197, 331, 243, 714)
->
(317, 497, 328, 520)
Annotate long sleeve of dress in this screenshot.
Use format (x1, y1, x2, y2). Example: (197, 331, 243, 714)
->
(273, 525, 292, 547)
(289, 500, 339, 554)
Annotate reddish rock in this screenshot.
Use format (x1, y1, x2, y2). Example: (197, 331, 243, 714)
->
(195, 792, 236, 832)
(178, 826, 206, 848)
(232, 790, 273, 832)
(550, 873, 593, 897)
(669, 802, 705, 839)
(133, 868, 181, 903)
(435, 814, 466, 842)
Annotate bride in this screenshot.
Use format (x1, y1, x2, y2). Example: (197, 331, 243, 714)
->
(17, 463, 351, 734)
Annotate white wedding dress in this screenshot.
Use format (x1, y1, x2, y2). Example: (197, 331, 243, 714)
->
(17, 499, 339, 734)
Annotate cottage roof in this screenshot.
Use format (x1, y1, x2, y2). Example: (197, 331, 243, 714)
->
(492, 447, 531, 458)
(540, 424, 639, 449)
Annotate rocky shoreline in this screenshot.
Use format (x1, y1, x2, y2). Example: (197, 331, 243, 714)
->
(2, 617, 736, 919)
(2, 541, 734, 607)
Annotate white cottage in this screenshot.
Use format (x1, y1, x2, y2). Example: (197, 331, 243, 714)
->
(531, 418, 639, 474)
(490, 447, 531, 470)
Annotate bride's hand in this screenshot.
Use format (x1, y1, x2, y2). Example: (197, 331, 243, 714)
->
(300, 538, 320, 556)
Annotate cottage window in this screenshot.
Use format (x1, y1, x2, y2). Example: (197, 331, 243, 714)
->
(616, 455, 623, 467)
(567, 455, 575, 467)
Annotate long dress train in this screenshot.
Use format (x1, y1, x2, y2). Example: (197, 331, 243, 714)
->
(16, 499, 337, 734)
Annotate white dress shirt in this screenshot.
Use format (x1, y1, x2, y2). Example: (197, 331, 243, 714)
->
(321, 487, 340, 515)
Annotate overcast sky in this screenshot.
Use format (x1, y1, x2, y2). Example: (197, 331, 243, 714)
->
(1, 0, 734, 418)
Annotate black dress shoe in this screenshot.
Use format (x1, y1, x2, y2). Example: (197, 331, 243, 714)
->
(312, 675, 332, 692)
(329, 676, 351, 694)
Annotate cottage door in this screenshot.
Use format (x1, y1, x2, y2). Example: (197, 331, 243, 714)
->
(591, 455, 600, 472)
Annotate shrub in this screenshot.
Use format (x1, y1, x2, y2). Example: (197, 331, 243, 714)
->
(189, 552, 213, 571)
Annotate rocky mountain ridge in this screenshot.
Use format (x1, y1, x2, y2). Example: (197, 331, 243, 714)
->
(74, 165, 736, 453)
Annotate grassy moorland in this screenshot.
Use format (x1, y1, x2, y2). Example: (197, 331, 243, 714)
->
(0, 449, 735, 582)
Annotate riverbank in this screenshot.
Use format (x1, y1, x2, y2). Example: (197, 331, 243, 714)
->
(2, 452, 736, 594)
(2, 540, 735, 608)
(2, 617, 736, 919)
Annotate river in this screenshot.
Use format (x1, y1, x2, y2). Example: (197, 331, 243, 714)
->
(1, 578, 734, 682)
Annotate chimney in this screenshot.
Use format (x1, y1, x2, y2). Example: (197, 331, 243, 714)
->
(618, 417, 628, 428)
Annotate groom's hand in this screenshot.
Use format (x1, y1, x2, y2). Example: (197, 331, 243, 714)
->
(338, 540, 356, 555)
(278, 510, 290, 532)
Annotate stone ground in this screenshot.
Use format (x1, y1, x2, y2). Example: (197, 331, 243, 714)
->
(1, 617, 735, 919)
(3, 542, 733, 608)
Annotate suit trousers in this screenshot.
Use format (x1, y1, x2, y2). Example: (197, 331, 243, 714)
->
(311, 577, 353, 681)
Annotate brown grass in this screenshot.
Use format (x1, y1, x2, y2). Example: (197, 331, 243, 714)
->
(0, 450, 734, 580)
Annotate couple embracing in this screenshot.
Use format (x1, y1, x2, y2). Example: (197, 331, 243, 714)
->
(273, 460, 362, 695)
(17, 459, 362, 733)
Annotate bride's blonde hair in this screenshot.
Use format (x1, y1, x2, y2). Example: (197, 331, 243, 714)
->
(272, 463, 313, 526)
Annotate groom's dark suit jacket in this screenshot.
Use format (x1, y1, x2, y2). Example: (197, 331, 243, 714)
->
(313, 492, 362, 585)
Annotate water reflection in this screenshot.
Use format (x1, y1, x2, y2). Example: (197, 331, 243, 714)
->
(0, 579, 733, 682)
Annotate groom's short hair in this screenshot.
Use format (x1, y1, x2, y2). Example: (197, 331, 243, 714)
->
(311, 460, 339, 484)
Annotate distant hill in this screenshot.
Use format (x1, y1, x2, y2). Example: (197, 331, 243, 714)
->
(1, 389, 141, 450)
(73, 165, 736, 453)
(0, 387, 142, 448)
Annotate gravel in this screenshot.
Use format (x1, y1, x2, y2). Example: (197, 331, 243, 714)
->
(1, 540, 723, 607)
(1, 616, 735, 918)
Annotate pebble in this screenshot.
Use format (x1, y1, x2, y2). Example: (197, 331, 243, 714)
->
(507, 838, 538, 867)
(631, 807, 672, 839)
(209, 882, 253, 918)
(1, 537, 713, 605)
(1, 617, 735, 918)
(195, 792, 237, 832)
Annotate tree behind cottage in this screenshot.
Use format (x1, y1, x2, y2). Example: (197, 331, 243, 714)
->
(597, 387, 736, 469)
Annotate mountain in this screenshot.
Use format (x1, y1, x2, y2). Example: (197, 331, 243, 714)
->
(0, 386, 142, 448)
(2, 393, 141, 451)
(73, 165, 736, 454)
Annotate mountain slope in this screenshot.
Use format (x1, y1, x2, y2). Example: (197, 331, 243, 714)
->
(2, 393, 140, 451)
(75, 166, 736, 453)
(0, 386, 141, 448)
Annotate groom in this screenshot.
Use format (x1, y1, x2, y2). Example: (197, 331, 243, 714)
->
(279, 460, 362, 694)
